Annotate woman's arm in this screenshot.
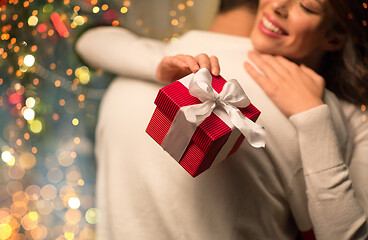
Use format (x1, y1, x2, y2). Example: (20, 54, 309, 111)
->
(244, 51, 368, 239)
(289, 104, 368, 239)
(75, 26, 165, 81)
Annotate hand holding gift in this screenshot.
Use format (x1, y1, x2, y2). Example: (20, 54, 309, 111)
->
(148, 60, 266, 177)
(156, 53, 220, 83)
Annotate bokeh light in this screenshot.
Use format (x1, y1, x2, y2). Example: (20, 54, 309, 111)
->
(73, 15, 85, 25)
(0, 223, 12, 240)
(1, 151, 12, 163)
(24, 54, 35, 67)
(26, 97, 36, 108)
(29, 119, 43, 133)
(85, 208, 98, 224)
(68, 197, 81, 209)
(28, 15, 38, 26)
(23, 108, 35, 121)
(19, 152, 37, 169)
(75, 66, 90, 85)
(0, 0, 195, 239)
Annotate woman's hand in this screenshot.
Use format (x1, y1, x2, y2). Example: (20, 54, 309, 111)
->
(156, 53, 220, 83)
(244, 51, 325, 117)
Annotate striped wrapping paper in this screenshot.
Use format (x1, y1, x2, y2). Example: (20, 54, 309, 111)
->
(146, 74, 261, 177)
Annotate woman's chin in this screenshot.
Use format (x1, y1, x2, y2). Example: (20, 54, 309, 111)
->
(251, 42, 276, 55)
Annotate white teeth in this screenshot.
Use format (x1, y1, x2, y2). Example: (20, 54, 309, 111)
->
(262, 17, 284, 35)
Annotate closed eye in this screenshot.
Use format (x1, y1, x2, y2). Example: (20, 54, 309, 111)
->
(299, 3, 317, 14)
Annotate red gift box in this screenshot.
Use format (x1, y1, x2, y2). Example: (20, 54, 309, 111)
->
(146, 70, 262, 177)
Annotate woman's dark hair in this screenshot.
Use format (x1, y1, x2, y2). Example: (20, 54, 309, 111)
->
(219, 0, 259, 13)
(322, 0, 368, 106)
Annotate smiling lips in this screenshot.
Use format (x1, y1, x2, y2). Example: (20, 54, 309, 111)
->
(260, 14, 289, 37)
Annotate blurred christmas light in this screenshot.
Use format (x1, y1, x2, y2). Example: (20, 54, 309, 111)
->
(73, 137, 80, 144)
(68, 197, 81, 209)
(50, 12, 69, 38)
(85, 208, 98, 224)
(92, 6, 100, 13)
(101, 4, 108, 11)
(6, 156, 16, 166)
(28, 15, 38, 26)
(120, 7, 128, 14)
(37, 23, 47, 33)
(42, 3, 53, 13)
(29, 119, 43, 133)
(19, 152, 37, 169)
(26, 97, 36, 108)
(28, 211, 39, 221)
(0, 223, 12, 240)
(75, 66, 90, 84)
(78, 179, 84, 186)
(178, 3, 185, 10)
(20, 64, 29, 72)
(41, 184, 57, 200)
(186, 0, 194, 7)
(21, 212, 38, 230)
(23, 108, 35, 121)
(73, 15, 84, 26)
(1, 151, 12, 163)
(72, 118, 79, 126)
(64, 232, 75, 240)
(8, 93, 22, 105)
(0, 0, 190, 238)
(24, 54, 35, 67)
(123, 0, 131, 7)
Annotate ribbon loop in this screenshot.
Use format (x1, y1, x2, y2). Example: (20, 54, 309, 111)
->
(184, 68, 266, 148)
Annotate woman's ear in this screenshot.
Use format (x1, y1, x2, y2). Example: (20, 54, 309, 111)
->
(322, 30, 347, 52)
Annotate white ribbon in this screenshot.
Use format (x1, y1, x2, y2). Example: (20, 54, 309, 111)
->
(161, 68, 266, 162)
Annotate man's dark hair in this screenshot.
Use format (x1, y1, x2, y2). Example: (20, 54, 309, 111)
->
(219, 0, 258, 13)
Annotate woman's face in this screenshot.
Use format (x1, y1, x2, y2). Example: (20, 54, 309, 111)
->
(250, 0, 334, 64)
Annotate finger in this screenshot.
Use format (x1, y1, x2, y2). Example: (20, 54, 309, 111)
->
(248, 51, 278, 78)
(195, 53, 211, 71)
(261, 55, 290, 76)
(165, 56, 190, 71)
(244, 60, 274, 94)
(178, 55, 200, 73)
(209, 56, 220, 75)
(300, 64, 325, 86)
(274, 56, 302, 77)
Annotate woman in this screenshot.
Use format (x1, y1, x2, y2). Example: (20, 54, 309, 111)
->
(156, 0, 368, 238)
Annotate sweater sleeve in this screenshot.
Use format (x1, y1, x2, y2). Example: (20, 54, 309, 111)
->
(289, 104, 368, 240)
(75, 26, 165, 81)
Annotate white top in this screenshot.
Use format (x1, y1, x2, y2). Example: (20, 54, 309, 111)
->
(76, 27, 368, 240)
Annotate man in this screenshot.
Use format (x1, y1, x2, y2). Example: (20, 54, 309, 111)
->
(76, 0, 350, 239)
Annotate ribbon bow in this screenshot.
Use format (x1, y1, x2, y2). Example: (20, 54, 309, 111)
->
(181, 68, 266, 148)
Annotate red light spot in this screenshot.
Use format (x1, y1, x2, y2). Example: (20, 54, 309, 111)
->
(50, 12, 69, 38)
(8, 93, 22, 104)
(37, 23, 47, 33)
(0, 0, 7, 7)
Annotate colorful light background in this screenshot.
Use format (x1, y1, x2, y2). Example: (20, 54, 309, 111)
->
(0, 0, 206, 239)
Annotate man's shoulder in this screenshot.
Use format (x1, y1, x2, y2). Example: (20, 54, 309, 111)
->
(167, 30, 253, 57)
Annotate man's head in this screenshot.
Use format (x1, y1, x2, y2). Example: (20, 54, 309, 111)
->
(219, 0, 258, 13)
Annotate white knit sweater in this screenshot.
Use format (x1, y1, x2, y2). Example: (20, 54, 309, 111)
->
(76, 27, 368, 240)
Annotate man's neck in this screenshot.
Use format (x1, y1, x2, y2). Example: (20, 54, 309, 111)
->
(208, 7, 256, 38)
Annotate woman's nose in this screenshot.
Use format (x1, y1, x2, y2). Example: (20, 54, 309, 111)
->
(272, 0, 289, 18)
